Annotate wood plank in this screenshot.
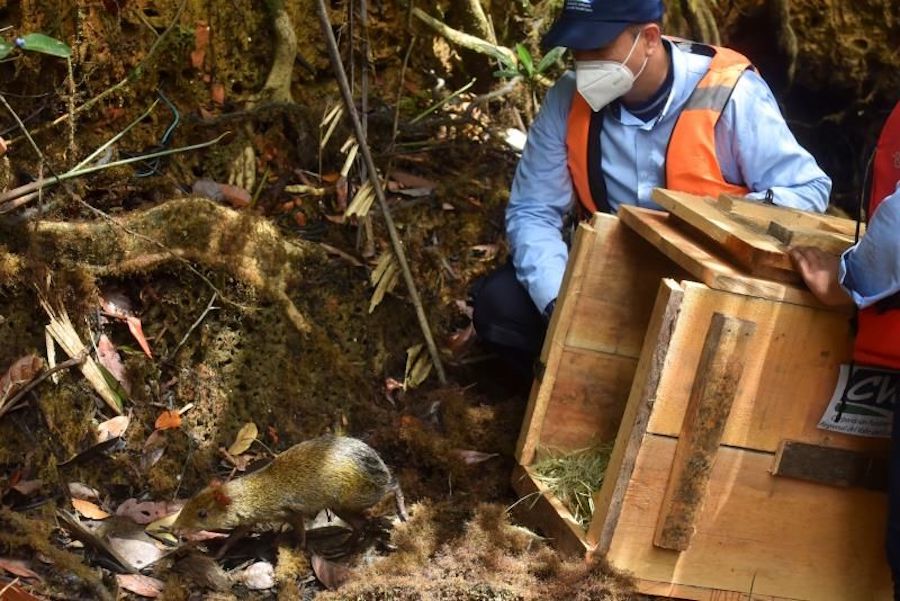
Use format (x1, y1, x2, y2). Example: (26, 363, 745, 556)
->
(510, 464, 593, 558)
(538, 347, 637, 452)
(606, 434, 894, 601)
(766, 222, 855, 256)
(618, 206, 823, 307)
(717, 194, 863, 238)
(646, 282, 889, 456)
(516, 219, 601, 465)
(652, 189, 792, 273)
(566, 217, 687, 357)
(588, 279, 685, 551)
(654, 313, 757, 551)
(772, 440, 889, 491)
(637, 579, 792, 600)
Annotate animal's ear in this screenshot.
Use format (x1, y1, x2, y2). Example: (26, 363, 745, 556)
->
(209, 480, 232, 507)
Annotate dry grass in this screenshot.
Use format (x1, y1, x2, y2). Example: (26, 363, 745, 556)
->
(531, 444, 614, 528)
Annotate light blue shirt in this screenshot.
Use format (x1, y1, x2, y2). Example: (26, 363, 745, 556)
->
(506, 40, 833, 313)
(840, 182, 900, 308)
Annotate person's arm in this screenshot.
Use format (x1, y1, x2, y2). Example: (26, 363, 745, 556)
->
(716, 69, 832, 213)
(791, 184, 900, 308)
(506, 73, 578, 314)
(840, 184, 900, 308)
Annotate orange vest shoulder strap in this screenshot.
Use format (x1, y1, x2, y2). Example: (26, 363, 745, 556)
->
(566, 93, 609, 214)
(665, 41, 753, 197)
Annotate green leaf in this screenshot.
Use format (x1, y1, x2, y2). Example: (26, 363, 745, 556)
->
(95, 363, 126, 411)
(492, 69, 520, 79)
(516, 43, 534, 77)
(536, 46, 566, 74)
(19, 33, 72, 58)
(0, 40, 13, 60)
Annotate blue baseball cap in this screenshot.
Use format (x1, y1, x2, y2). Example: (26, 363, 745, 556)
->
(541, 0, 664, 51)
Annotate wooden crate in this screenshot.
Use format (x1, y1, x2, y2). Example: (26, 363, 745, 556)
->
(511, 189, 893, 600)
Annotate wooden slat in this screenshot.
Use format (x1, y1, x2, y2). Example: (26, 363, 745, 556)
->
(606, 434, 894, 601)
(538, 347, 637, 453)
(772, 440, 889, 491)
(566, 218, 686, 357)
(516, 219, 600, 465)
(618, 206, 822, 307)
(646, 282, 888, 456)
(717, 194, 863, 238)
(652, 189, 793, 273)
(588, 279, 685, 551)
(510, 464, 593, 558)
(653, 313, 756, 551)
(766, 222, 855, 256)
(637, 579, 791, 600)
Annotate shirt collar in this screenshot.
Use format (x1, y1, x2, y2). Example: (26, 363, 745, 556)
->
(615, 39, 686, 129)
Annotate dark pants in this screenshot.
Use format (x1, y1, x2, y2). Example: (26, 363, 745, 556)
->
(889, 406, 900, 598)
(471, 261, 547, 379)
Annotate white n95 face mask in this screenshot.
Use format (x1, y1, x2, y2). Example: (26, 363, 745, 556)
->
(575, 31, 648, 112)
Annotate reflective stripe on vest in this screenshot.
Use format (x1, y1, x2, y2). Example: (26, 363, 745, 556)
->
(566, 40, 752, 214)
(854, 101, 900, 370)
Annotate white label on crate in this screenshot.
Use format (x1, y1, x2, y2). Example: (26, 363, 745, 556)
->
(817, 363, 898, 438)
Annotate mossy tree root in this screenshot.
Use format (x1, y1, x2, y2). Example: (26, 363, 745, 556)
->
(29, 197, 318, 334)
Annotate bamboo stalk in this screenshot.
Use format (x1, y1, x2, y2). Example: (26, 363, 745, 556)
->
(316, 0, 448, 385)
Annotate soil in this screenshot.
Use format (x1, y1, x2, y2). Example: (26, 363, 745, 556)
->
(0, 1, 896, 600)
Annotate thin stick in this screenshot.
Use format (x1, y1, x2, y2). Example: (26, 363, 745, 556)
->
(316, 0, 447, 385)
(167, 292, 219, 361)
(411, 7, 515, 65)
(1, 352, 87, 419)
(0, 578, 20, 597)
(7, 0, 188, 146)
(0, 133, 228, 207)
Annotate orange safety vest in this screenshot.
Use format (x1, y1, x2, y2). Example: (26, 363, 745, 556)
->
(566, 40, 753, 214)
(853, 101, 900, 370)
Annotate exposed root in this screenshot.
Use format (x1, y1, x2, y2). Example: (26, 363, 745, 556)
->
(28, 197, 319, 334)
(682, 0, 721, 45)
(258, 0, 297, 105)
(771, 0, 798, 85)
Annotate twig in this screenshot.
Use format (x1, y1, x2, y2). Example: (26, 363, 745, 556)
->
(7, 0, 188, 146)
(411, 7, 515, 65)
(0, 133, 229, 210)
(316, 0, 447, 385)
(391, 35, 417, 148)
(0, 578, 20, 597)
(0, 352, 87, 419)
(410, 78, 476, 125)
(167, 292, 219, 361)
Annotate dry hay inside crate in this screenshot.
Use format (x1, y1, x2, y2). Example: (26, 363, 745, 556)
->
(531, 444, 613, 528)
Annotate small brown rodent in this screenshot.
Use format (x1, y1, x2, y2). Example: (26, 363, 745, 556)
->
(174, 434, 407, 545)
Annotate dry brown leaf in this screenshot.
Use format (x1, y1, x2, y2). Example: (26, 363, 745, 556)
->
(116, 499, 182, 525)
(310, 554, 350, 590)
(67, 483, 100, 501)
(96, 336, 129, 393)
(0, 558, 40, 580)
(9, 480, 42, 497)
(154, 410, 181, 431)
(227, 422, 258, 456)
(125, 316, 153, 359)
(97, 415, 130, 443)
(141, 430, 168, 471)
(71, 499, 110, 520)
(452, 449, 500, 465)
(116, 573, 164, 598)
(189, 22, 210, 70)
(0, 355, 44, 402)
(0, 580, 44, 601)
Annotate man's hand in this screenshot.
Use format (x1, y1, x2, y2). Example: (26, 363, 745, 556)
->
(789, 246, 854, 307)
